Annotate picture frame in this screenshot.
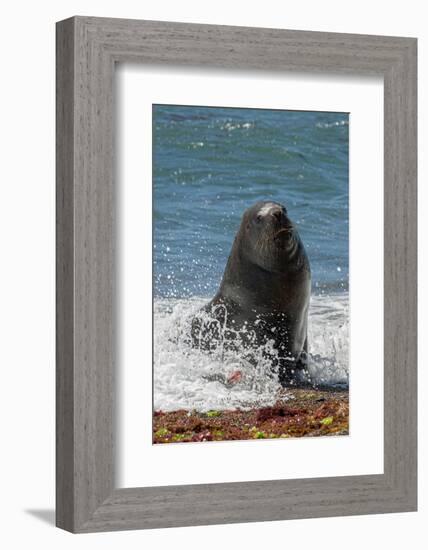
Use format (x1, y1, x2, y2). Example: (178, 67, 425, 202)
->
(56, 16, 417, 533)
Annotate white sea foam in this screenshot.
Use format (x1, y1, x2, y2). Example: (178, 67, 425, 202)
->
(153, 294, 349, 412)
(316, 119, 349, 129)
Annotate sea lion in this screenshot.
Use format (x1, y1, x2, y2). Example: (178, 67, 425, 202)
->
(191, 200, 311, 387)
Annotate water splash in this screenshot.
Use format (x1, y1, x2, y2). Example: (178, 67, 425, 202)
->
(153, 294, 349, 411)
(306, 295, 349, 386)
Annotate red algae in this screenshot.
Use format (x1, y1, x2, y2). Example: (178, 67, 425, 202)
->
(153, 389, 349, 444)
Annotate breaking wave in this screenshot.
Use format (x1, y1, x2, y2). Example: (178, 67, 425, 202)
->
(153, 293, 349, 412)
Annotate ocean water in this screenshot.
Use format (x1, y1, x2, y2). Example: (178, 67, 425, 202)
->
(153, 105, 349, 411)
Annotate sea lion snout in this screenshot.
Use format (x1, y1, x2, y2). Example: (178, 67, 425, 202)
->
(257, 202, 285, 220)
(271, 205, 286, 223)
(273, 212, 293, 232)
(270, 207, 294, 243)
(252, 201, 295, 250)
(259, 203, 291, 229)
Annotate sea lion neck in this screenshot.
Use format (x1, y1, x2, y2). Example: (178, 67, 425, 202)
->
(237, 228, 300, 275)
(219, 238, 285, 295)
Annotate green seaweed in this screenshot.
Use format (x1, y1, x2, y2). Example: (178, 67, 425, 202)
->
(206, 410, 222, 417)
(154, 427, 169, 437)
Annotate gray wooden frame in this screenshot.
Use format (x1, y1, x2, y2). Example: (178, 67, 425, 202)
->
(56, 16, 417, 533)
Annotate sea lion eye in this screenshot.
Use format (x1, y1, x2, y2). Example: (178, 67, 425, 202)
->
(256, 215, 262, 223)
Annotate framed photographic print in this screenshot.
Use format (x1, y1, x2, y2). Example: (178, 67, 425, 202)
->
(56, 16, 417, 532)
(151, 103, 350, 443)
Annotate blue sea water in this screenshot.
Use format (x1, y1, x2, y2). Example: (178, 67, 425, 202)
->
(153, 104, 349, 299)
(152, 104, 349, 411)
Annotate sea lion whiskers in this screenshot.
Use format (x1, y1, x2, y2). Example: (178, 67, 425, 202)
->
(274, 227, 293, 238)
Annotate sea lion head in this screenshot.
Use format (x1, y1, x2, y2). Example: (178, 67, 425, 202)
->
(239, 200, 298, 271)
